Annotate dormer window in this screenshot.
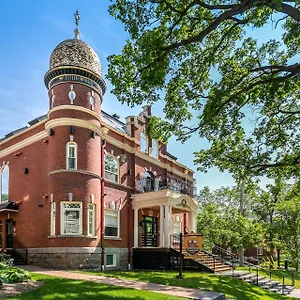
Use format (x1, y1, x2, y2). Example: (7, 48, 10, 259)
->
(140, 132, 148, 152)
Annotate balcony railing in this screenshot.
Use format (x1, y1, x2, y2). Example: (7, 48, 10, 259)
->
(139, 175, 197, 197)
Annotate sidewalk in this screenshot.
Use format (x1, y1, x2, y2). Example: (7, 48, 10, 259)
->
(21, 265, 225, 300)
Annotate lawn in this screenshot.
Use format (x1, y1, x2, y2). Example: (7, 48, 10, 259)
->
(7, 274, 181, 300)
(81, 270, 295, 300)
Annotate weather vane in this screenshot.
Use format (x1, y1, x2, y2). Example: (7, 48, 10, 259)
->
(74, 9, 80, 39)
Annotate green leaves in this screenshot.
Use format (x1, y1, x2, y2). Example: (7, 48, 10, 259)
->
(108, 0, 300, 179)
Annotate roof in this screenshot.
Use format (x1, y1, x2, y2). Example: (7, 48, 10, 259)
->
(0, 201, 19, 212)
(101, 110, 126, 133)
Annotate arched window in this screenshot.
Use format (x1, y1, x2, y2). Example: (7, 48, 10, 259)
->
(104, 155, 119, 182)
(66, 142, 77, 170)
(0, 165, 9, 202)
(140, 171, 155, 192)
(140, 132, 148, 152)
(152, 139, 159, 158)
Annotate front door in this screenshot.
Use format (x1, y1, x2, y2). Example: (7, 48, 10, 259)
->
(5, 219, 13, 248)
(142, 216, 157, 247)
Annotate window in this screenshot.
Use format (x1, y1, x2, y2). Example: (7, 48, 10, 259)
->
(140, 171, 155, 192)
(152, 139, 159, 158)
(104, 155, 119, 182)
(0, 165, 9, 202)
(61, 202, 82, 235)
(140, 132, 148, 152)
(106, 254, 116, 267)
(66, 142, 77, 170)
(87, 203, 95, 236)
(90, 95, 95, 111)
(51, 95, 55, 108)
(257, 246, 264, 256)
(105, 209, 119, 237)
(50, 202, 56, 236)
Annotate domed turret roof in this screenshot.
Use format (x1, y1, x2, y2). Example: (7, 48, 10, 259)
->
(49, 38, 102, 76)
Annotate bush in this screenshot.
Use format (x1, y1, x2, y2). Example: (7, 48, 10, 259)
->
(0, 267, 31, 284)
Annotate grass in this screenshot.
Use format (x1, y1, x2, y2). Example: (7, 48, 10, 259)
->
(237, 266, 300, 288)
(7, 274, 181, 300)
(81, 270, 295, 300)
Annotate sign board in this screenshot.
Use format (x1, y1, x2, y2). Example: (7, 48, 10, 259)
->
(183, 234, 203, 257)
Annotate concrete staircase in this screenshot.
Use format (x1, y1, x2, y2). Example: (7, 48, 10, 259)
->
(224, 270, 295, 295)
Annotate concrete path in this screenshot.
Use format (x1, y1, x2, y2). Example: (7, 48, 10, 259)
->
(21, 265, 225, 300)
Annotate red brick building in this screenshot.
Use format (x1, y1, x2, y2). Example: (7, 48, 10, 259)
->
(0, 21, 198, 270)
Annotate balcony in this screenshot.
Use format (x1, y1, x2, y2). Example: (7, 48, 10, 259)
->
(139, 175, 197, 198)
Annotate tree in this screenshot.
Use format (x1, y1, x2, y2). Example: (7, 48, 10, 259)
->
(251, 177, 290, 262)
(197, 186, 264, 251)
(108, 0, 300, 177)
(276, 181, 300, 270)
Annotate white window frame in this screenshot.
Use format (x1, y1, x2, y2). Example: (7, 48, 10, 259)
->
(104, 155, 119, 183)
(106, 253, 117, 267)
(151, 139, 159, 158)
(87, 203, 96, 236)
(140, 132, 148, 152)
(0, 165, 9, 202)
(50, 202, 56, 236)
(60, 202, 82, 235)
(257, 246, 264, 256)
(66, 142, 77, 170)
(104, 208, 120, 238)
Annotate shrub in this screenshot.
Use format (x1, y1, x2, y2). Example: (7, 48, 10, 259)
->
(0, 267, 31, 284)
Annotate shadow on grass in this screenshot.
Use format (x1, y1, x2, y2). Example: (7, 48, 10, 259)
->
(84, 270, 292, 300)
(7, 275, 179, 300)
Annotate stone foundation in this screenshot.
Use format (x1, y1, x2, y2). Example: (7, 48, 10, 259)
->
(27, 247, 129, 270)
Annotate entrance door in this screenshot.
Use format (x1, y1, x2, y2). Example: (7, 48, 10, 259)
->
(142, 216, 157, 247)
(5, 219, 13, 248)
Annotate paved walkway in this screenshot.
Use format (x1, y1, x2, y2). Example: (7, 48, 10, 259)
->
(21, 265, 225, 300)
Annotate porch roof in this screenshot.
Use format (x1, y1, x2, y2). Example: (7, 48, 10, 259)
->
(131, 189, 198, 212)
(0, 201, 19, 213)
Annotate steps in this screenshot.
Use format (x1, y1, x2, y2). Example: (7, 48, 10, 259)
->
(5, 249, 27, 265)
(184, 251, 232, 273)
(224, 270, 295, 295)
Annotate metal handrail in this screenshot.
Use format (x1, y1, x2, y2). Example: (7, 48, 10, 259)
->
(211, 245, 296, 294)
(13, 236, 27, 264)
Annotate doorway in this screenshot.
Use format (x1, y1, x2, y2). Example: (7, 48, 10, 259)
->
(5, 219, 13, 248)
(142, 216, 157, 247)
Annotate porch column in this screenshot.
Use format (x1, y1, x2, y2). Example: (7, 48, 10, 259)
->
(159, 205, 164, 247)
(164, 205, 170, 247)
(134, 208, 139, 248)
(188, 211, 197, 233)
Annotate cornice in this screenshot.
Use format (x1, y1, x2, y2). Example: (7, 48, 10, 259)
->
(48, 169, 101, 179)
(0, 131, 48, 159)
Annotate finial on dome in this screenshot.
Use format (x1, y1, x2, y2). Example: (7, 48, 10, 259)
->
(74, 9, 80, 39)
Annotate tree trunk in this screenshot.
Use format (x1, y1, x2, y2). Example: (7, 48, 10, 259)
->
(239, 182, 245, 266)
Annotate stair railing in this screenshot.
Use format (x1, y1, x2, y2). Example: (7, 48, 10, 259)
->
(243, 259, 296, 294)
(13, 236, 27, 264)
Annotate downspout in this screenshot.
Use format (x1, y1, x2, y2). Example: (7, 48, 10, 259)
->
(100, 139, 106, 271)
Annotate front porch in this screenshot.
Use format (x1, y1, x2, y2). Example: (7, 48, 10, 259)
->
(132, 189, 198, 248)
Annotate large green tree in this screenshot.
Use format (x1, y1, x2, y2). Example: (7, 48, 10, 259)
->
(108, 0, 300, 176)
(197, 186, 264, 251)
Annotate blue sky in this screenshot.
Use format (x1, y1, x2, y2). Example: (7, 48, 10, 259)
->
(0, 0, 283, 190)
